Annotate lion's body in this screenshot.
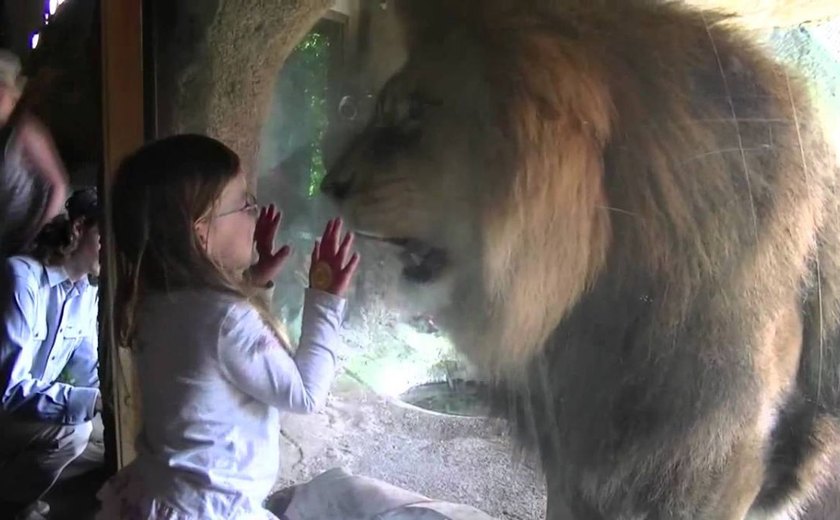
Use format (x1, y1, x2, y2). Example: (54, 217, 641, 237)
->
(321, 1, 840, 518)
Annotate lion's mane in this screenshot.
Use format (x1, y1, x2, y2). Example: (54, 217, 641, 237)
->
(326, 0, 840, 516)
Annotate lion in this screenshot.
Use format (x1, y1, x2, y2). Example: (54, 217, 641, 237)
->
(320, 0, 840, 518)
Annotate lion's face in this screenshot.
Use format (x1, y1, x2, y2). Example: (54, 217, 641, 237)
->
(323, 34, 498, 304)
(322, 15, 612, 375)
(324, 34, 496, 287)
(317, 1, 840, 515)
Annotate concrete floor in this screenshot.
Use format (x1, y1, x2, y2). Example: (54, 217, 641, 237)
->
(41, 373, 546, 520)
(275, 375, 546, 520)
(39, 469, 105, 520)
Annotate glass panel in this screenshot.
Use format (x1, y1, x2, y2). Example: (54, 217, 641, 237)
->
(135, 2, 840, 519)
(259, 20, 342, 336)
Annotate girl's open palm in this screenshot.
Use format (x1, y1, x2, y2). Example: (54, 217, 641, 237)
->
(248, 204, 291, 287)
(310, 218, 360, 296)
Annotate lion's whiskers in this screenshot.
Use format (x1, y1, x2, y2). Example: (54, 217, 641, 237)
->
(703, 13, 759, 241)
(693, 117, 791, 124)
(682, 145, 773, 162)
(597, 205, 642, 219)
(784, 70, 825, 401)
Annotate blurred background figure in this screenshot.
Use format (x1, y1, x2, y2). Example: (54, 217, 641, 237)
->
(0, 49, 68, 258)
(0, 187, 103, 520)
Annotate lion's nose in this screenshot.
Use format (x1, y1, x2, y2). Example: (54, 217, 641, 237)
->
(320, 174, 354, 200)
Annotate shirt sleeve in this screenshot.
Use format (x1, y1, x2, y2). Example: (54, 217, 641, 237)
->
(0, 271, 98, 424)
(217, 289, 347, 414)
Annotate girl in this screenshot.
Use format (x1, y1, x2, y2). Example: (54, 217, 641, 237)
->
(97, 134, 359, 519)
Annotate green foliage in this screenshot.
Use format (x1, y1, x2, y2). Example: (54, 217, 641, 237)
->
(288, 31, 332, 198)
(260, 28, 333, 201)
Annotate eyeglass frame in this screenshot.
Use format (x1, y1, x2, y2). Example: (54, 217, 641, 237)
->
(198, 192, 259, 222)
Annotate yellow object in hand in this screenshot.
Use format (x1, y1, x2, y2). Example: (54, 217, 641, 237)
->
(311, 261, 333, 291)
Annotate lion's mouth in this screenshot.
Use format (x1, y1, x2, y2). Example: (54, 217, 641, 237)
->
(357, 233, 448, 283)
(390, 238, 449, 283)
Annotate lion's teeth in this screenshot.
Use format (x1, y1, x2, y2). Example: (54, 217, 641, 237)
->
(406, 242, 431, 257)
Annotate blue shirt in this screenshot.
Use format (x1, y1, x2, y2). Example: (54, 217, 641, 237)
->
(0, 256, 99, 424)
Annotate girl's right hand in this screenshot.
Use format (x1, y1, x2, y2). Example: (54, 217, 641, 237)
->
(310, 218, 360, 296)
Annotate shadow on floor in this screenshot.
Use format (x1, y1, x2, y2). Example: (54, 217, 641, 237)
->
(42, 469, 105, 520)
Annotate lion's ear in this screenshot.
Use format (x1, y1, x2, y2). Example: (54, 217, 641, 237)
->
(392, 0, 462, 49)
(392, 0, 598, 49)
(391, 0, 449, 26)
(392, 0, 503, 49)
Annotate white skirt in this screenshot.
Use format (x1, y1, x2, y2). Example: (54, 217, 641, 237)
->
(96, 461, 279, 520)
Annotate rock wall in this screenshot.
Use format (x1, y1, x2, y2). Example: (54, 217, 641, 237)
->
(151, 0, 333, 177)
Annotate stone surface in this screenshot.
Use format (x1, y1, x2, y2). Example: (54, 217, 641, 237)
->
(153, 0, 333, 176)
(276, 375, 547, 520)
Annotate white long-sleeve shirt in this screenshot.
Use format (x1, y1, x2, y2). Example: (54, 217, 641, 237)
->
(126, 288, 346, 519)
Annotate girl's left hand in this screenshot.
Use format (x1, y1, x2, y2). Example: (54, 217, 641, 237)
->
(247, 204, 291, 287)
(309, 217, 360, 296)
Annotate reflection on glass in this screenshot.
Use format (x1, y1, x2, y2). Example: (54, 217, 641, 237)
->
(258, 15, 475, 411)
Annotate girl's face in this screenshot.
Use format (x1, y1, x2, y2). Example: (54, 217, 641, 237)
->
(195, 171, 258, 275)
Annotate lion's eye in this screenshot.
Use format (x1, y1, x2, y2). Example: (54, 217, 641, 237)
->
(369, 92, 440, 159)
(404, 93, 441, 123)
(390, 97, 415, 125)
(408, 96, 425, 120)
(374, 88, 441, 130)
(374, 95, 401, 127)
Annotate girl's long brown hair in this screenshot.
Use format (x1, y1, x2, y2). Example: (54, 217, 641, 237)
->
(112, 134, 288, 350)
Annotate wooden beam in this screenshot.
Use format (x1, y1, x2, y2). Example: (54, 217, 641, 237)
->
(100, 0, 144, 470)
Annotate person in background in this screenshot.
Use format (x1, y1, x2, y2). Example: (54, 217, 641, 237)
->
(0, 49, 68, 256)
(0, 188, 104, 520)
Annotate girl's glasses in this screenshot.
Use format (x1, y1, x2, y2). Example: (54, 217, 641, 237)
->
(214, 193, 259, 219)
